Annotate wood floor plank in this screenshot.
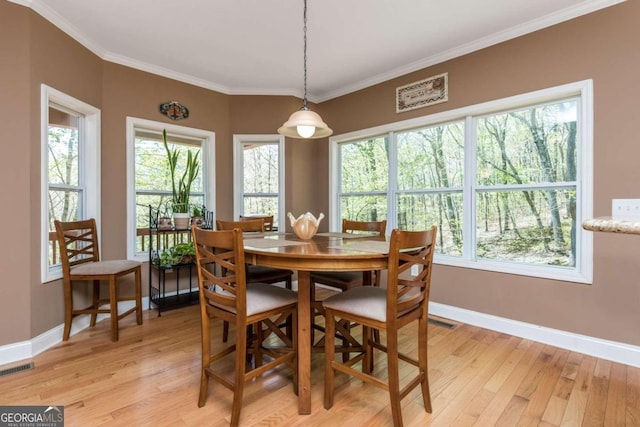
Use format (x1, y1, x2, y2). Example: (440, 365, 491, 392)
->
(604, 362, 627, 427)
(0, 305, 638, 427)
(582, 358, 611, 426)
(518, 347, 570, 426)
(473, 340, 545, 426)
(560, 354, 597, 426)
(435, 333, 518, 425)
(625, 365, 640, 426)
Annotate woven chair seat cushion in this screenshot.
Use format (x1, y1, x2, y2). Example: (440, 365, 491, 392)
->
(70, 259, 141, 276)
(211, 282, 297, 316)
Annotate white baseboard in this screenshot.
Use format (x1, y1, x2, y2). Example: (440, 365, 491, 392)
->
(2, 298, 639, 369)
(430, 302, 640, 368)
(0, 297, 150, 366)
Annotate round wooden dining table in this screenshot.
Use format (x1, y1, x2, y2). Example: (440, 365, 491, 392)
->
(242, 232, 389, 415)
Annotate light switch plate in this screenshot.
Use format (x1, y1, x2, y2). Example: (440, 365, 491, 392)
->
(612, 198, 640, 218)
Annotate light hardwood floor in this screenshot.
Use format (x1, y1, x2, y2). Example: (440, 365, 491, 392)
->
(1, 303, 639, 426)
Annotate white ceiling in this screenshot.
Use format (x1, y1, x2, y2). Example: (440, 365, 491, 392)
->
(13, 0, 624, 102)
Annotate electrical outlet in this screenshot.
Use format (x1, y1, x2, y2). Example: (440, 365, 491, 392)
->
(612, 198, 640, 218)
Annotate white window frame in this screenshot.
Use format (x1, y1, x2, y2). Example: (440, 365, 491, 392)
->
(330, 80, 593, 284)
(233, 134, 286, 228)
(126, 117, 216, 262)
(41, 84, 101, 283)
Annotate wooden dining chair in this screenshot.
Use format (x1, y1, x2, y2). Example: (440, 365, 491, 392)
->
(216, 219, 294, 341)
(310, 219, 386, 348)
(192, 227, 298, 427)
(239, 214, 274, 231)
(54, 218, 143, 342)
(323, 226, 437, 427)
(216, 219, 293, 289)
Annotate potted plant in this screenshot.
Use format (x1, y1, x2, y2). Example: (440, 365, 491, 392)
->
(163, 129, 200, 229)
(191, 205, 204, 227)
(172, 242, 196, 264)
(153, 242, 196, 267)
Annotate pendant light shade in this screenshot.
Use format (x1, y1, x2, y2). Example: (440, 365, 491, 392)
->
(278, 108, 333, 139)
(278, 0, 332, 139)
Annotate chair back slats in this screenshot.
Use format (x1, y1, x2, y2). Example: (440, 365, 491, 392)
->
(240, 215, 274, 231)
(342, 219, 386, 236)
(198, 251, 238, 310)
(193, 227, 248, 316)
(55, 219, 100, 272)
(387, 227, 437, 321)
(217, 219, 265, 233)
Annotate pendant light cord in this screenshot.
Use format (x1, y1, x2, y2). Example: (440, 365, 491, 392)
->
(302, 0, 309, 110)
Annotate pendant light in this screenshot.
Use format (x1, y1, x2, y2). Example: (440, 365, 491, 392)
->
(278, 0, 332, 139)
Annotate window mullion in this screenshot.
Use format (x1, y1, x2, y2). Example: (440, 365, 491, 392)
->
(387, 132, 397, 232)
(464, 115, 476, 260)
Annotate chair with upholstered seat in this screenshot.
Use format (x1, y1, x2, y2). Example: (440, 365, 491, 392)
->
(323, 226, 437, 427)
(192, 227, 298, 427)
(216, 219, 294, 341)
(310, 219, 386, 349)
(311, 219, 386, 293)
(54, 218, 143, 342)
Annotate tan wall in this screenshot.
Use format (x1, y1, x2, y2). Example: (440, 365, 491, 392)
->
(26, 7, 104, 341)
(0, 3, 316, 345)
(2, 0, 639, 349)
(320, 1, 640, 346)
(0, 2, 32, 345)
(228, 96, 329, 230)
(100, 62, 231, 257)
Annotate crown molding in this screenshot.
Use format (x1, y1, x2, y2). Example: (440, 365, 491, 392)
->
(313, 0, 627, 102)
(10, 0, 627, 103)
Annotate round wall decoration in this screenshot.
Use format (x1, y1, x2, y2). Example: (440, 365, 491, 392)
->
(159, 101, 189, 120)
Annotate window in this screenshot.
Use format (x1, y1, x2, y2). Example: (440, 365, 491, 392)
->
(233, 135, 285, 229)
(331, 80, 593, 283)
(396, 121, 465, 255)
(339, 136, 389, 223)
(126, 118, 215, 260)
(41, 85, 100, 282)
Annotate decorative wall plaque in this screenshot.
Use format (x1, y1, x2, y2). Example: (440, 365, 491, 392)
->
(159, 101, 189, 120)
(396, 73, 448, 113)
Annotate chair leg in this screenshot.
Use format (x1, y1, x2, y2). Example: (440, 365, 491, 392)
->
(323, 308, 336, 410)
(387, 331, 403, 427)
(342, 320, 350, 363)
(90, 279, 100, 326)
(198, 367, 209, 408)
(198, 315, 211, 407)
(109, 277, 119, 342)
(135, 267, 143, 325)
(254, 322, 263, 368)
(284, 275, 293, 338)
(223, 321, 229, 342)
(291, 309, 299, 396)
(419, 315, 432, 413)
(231, 322, 248, 427)
(363, 325, 373, 375)
(63, 280, 73, 341)
(310, 283, 316, 345)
